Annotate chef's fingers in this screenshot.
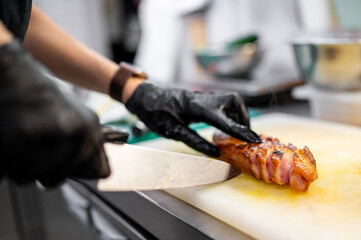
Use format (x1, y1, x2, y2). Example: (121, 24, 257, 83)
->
(202, 109, 261, 143)
(37, 131, 110, 188)
(178, 126, 220, 157)
(223, 95, 250, 127)
(161, 121, 220, 157)
(206, 91, 250, 127)
(73, 140, 111, 179)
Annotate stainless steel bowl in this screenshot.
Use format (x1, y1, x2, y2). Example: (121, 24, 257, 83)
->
(293, 31, 361, 90)
(196, 41, 260, 78)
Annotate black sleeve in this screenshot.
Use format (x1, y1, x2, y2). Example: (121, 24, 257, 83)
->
(0, 0, 32, 41)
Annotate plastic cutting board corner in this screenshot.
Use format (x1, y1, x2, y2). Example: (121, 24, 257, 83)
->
(136, 113, 361, 240)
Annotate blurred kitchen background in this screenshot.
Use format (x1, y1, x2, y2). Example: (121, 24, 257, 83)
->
(1, 0, 361, 239)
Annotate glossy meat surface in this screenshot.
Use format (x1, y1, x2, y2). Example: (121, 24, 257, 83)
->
(213, 131, 318, 192)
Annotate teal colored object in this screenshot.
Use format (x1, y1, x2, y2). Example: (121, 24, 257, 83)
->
(195, 34, 260, 78)
(226, 34, 258, 49)
(106, 108, 262, 144)
(293, 44, 318, 84)
(196, 34, 258, 66)
(333, 0, 361, 29)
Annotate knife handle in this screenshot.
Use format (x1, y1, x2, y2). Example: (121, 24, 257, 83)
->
(101, 125, 129, 144)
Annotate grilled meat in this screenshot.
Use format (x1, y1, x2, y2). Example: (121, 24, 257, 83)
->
(213, 131, 318, 192)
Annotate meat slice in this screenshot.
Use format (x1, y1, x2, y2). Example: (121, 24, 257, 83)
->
(255, 142, 274, 183)
(213, 131, 318, 192)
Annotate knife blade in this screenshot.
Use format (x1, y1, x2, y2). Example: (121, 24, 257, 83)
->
(97, 143, 241, 191)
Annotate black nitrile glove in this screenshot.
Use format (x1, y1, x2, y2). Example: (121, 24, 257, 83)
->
(0, 40, 110, 187)
(125, 83, 261, 157)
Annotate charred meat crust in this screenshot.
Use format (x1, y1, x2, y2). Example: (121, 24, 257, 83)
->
(213, 131, 318, 192)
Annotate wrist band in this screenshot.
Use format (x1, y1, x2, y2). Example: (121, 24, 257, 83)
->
(109, 62, 147, 103)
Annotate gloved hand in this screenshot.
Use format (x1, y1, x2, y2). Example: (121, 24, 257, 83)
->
(0, 40, 110, 187)
(125, 83, 261, 157)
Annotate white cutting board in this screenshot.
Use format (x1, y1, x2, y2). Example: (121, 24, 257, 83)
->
(137, 113, 361, 240)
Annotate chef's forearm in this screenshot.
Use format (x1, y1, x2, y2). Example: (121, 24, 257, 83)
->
(23, 6, 118, 94)
(0, 21, 13, 46)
